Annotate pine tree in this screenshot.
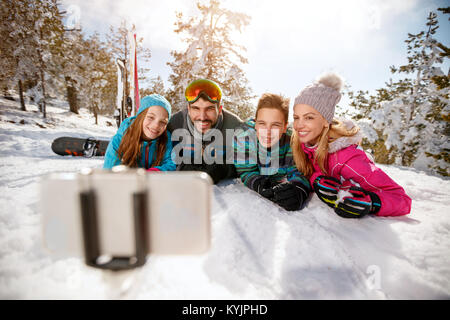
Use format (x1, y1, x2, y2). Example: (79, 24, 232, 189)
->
(32, 0, 66, 118)
(0, 1, 16, 99)
(350, 9, 449, 176)
(1, 0, 41, 111)
(0, 0, 66, 117)
(77, 33, 115, 124)
(167, 0, 255, 118)
(140, 75, 167, 97)
(1, 1, 121, 120)
(50, 2, 85, 115)
(58, 30, 86, 114)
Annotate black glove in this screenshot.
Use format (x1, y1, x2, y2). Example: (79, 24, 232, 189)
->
(179, 163, 226, 184)
(178, 163, 204, 172)
(272, 182, 308, 211)
(252, 177, 275, 200)
(203, 164, 227, 184)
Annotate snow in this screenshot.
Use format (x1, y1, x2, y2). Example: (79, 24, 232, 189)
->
(1, 97, 450, 299)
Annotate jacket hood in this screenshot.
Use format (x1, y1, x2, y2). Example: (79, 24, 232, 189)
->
(327, 119, 363, 154)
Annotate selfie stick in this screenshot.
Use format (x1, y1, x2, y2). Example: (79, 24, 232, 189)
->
(79, 167, 149, 298)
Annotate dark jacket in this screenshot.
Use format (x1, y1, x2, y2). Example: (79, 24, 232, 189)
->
(167, 107, 243, 184)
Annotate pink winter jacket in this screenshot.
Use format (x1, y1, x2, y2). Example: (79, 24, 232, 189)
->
(302, 127, 412, 217)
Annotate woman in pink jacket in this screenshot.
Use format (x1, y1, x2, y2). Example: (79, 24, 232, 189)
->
(291, 72, 412, 218)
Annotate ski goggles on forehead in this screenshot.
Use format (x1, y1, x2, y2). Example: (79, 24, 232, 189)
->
(185, 79, 222, 104)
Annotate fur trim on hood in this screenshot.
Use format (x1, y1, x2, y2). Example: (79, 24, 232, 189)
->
(328, 119, 363, 154)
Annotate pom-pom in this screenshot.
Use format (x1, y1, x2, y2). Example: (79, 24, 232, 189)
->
(316, 72, 344, 92)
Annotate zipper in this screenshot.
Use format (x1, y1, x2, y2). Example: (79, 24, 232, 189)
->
(145, 144, 150, 169)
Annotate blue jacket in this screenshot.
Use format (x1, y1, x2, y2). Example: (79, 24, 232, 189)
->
(103, 116, 176, 170)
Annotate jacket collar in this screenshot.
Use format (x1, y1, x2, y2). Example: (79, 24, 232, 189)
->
(327, 119, 363, 153)
(328, 132, 363, 153)
(301, 143, 317, 159)
(300, 119, 363, 155)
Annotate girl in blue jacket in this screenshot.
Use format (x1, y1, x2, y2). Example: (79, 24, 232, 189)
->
(103, 94, 176, 171)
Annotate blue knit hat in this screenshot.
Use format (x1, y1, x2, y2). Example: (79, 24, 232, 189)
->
(137, 94, 172, 119)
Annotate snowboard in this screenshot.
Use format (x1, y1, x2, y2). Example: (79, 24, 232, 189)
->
(51, 137, 109, 157)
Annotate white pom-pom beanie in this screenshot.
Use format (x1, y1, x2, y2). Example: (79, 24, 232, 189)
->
(294, 72, 344, 123)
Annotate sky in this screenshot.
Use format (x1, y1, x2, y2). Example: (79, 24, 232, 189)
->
(60, 0, 449, 109)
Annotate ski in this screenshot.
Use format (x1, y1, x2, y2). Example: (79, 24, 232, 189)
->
(128, 25, 140, 117)
(115, 58, 126, 128)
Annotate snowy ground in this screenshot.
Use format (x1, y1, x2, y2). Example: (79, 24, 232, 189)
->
(0, 97, 449, 299)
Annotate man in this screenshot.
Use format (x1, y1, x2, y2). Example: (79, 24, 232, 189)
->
(168, 79, 243, 184)
(233, 93, 311, 211)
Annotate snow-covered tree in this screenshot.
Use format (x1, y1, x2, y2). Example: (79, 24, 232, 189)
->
(0, 0, 66, 117)
(349, 9, 449, 176)
(78, 33, 116, 124)
(0, 1, 18, 100)
(167, 0, 255, 118)
(140, 75, 167, 98)
(30, 0, 65, 118)
(55, 29, 87, 114)
(1, 0, 41, 111)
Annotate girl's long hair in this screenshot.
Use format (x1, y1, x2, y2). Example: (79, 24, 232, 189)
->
(291, 119, 360, 177)
(117, 109, 168, 168)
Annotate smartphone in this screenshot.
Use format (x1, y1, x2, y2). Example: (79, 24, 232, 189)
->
(40, 168, 212, 261)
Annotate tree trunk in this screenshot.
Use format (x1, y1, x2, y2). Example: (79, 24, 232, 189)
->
(37, 23, 46, 119)
(93, 104, 99, 125)
(18, 80, 26, 111)
(65, 76, 79, 114)
(40, 69, 46, 119)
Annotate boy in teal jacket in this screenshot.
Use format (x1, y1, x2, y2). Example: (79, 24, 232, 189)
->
(233, 93, 311, 211)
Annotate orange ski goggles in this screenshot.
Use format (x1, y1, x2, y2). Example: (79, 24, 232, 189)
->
(185, 79, 222, 104)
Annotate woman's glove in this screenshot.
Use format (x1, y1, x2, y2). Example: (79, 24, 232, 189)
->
(334, 186, 382, 218)
(272, 182, 308, 211)
(313, 175, 382, 218)
(312, 175, 340, 208)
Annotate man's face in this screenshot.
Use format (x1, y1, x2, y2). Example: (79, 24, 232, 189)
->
(188, 97, 221, 134)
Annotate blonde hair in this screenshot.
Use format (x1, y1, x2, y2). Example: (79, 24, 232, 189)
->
(291, 119, 360, 177)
